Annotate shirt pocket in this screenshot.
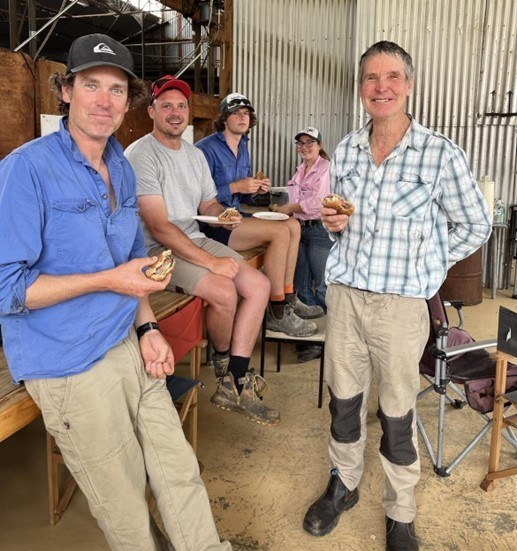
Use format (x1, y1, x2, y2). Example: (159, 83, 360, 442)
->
(51, 198, 106, 265)
(335, 168, 359, 203)
(111, 197, 141, 262)
(392, 173, 432, 218)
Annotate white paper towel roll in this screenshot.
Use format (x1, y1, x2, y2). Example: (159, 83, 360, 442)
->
(477, 175, 494, 219)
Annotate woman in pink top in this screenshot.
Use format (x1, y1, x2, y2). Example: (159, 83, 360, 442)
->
(274, 126, 332, 318)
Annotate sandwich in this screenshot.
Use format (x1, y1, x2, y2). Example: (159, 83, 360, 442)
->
(145, 250, 176, 281)
(218, 207, 240, 222)
(321, 194, 355, 216)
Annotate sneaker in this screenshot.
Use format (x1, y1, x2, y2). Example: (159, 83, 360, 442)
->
(211, 372, 280, 426)
(298, 344, 322, 363)
(212, 352, 230, 378)
(266, 304, 317, 337)
(289, 293, 324, 319)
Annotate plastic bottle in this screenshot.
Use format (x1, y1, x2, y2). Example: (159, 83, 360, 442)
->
(493, 199, 506, 224)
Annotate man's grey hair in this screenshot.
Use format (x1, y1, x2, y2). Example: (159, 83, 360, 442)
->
(359, 41, 414, 83)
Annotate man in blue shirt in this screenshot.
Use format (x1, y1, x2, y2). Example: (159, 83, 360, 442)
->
(0, 34, 230, 551)
(197, 94, 324, 337)
(302, 42, 491, 550)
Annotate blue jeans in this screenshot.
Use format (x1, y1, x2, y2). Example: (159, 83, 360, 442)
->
(294, 223, 332, 311)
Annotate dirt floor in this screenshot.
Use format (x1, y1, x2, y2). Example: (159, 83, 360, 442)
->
(0, 288, 516, 550)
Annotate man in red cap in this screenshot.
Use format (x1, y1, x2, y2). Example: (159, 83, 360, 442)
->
(126, 75, 280, 427)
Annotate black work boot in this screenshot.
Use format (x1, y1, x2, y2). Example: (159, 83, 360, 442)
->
(385, 516, 419, 550)
(303, 468, 359, 537)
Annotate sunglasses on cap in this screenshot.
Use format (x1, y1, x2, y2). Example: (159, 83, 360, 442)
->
(224, 97, 254, 112)
(150, 76, 191, 104)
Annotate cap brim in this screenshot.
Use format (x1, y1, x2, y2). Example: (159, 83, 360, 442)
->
(295, 132, 316, 141)
(226, 104, 255, 113)
(70, 61, 137, 80)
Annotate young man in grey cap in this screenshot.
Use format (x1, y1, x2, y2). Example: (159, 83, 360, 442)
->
(197, 93, 324, 337)
(0, 34, 230, 551)
(126, 76, 281, 427)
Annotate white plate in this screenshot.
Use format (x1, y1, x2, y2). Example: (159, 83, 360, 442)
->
(269, 186, 288, 195)
(252, 212, 289, 221)
(192, 215, 233, 226)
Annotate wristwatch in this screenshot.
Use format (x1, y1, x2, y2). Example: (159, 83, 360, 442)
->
(136, 321, 160, 340)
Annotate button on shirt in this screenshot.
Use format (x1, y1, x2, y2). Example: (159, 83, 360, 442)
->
(196, 131, 253, 211)
(325, 118, 492, 299)
(0, 118, 146, 382)
(287, 155, 330, 220)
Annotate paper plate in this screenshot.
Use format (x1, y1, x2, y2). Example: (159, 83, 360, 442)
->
(252, 212, 290, 221)
(192, 215, 233, 226)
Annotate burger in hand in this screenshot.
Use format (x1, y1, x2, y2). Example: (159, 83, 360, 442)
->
(218, 207, 240, 223)
(321, 194, 355, 216)
(145, 250, 176, 282)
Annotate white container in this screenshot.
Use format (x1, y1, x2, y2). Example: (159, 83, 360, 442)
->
(477, 175, 494, 220)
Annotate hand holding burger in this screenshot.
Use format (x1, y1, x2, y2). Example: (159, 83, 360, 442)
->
(145, 250, 176, 282)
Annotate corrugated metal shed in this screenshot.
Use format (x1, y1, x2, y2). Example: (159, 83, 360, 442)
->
(233, 0, 516, 286)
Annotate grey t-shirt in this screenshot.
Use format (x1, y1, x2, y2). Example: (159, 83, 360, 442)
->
(125, 133, 217, 249)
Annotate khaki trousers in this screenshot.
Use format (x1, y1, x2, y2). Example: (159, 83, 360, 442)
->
(325, 285, 429, 523)
(26, 329, 231, 551)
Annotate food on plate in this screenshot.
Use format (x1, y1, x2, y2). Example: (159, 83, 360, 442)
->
(321, 193, 355, 216)
(218, 207, 240, 222)
(145, 250, 176, 281)
(255, 170, 267, 180)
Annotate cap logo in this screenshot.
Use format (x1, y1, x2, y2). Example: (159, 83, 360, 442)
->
(93, 43, 116, 55)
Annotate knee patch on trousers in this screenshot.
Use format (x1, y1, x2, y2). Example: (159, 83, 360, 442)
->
(378, 407, 417, 466)
(329, 388, 363, 443)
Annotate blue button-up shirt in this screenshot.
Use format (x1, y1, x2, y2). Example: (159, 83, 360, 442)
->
(326, 118, 492, 299)
(0, 118, 146, 382)
(196, 131, 253, 210)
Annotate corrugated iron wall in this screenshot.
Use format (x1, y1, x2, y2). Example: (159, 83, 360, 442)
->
(233, 0, 357, 185)
(233, 0, 516, 286)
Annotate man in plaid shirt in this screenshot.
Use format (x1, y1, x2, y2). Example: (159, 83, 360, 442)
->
(303, 41, 491, 550)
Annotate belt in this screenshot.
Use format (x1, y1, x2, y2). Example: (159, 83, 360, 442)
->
(299, 219, 323, 227)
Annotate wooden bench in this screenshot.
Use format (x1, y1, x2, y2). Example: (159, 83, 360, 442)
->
(0, 350, 41, 443)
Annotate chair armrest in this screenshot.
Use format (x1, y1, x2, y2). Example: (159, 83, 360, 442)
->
(443, 300, 465, 329)
(443, 338, 498, 358)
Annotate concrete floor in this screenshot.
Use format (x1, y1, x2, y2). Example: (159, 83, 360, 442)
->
(0, 288, 516, 550)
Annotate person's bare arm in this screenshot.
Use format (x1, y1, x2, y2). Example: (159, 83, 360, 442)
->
(138, 195, 239, 279)
(25, 257, 171, 310)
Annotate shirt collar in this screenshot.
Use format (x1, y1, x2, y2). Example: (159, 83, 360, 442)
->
(58, 116, 120, 167)
(352, 115, 422, 153)
(215, 130, 249, 146)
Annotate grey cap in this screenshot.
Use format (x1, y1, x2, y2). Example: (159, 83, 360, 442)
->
(295, 126, 322, 142)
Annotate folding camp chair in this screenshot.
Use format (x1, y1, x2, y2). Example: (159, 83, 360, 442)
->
(416, 293, 517, 477)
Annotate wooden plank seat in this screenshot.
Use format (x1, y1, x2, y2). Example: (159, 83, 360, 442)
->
(239, 245, 267, 270)
(0, 349, 41, 443)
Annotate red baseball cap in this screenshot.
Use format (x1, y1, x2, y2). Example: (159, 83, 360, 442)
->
(150, 75, 191, 103)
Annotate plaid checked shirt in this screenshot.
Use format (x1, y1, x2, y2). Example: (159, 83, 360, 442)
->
(326, 118, 492, 299)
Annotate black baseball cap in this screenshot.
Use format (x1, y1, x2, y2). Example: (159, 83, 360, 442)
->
(66, 33, 137, 79)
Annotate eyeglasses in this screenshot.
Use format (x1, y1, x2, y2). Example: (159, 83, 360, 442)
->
(295, 139, 317, 148)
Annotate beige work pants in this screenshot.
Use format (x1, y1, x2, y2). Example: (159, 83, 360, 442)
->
(26, 329, 231, 551)
(325, 284, 429, 523)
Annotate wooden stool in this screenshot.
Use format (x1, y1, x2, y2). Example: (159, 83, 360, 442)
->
(480, 351, 517, 491)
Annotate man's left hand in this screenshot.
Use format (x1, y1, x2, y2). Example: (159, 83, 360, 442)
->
(139, 330, 175, 379)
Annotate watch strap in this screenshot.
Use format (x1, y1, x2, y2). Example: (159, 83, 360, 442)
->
(136, 321, 160, 339)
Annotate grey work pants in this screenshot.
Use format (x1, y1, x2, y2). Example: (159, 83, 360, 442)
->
(325, 284, 429, 523)
(26, 329, 231, 551)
